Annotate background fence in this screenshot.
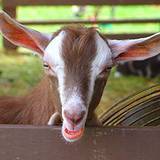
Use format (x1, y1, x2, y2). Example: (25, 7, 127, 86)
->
(2, 0, 160, 49)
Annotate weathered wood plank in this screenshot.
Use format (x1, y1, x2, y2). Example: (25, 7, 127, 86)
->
(0, 125, 159, 160)
(19, 18, 160, 25)
(105, 33, 155, 39)
(2, 6, 17, 50)
(2, 0, 160, 7)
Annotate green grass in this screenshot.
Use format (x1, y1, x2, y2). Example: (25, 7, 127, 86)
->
(101, 69, 160, 108)
(0, 51, 42, 96)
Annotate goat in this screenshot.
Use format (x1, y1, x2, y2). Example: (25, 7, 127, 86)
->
(116, 54, 160, 78)
(0, 11, 160, 142)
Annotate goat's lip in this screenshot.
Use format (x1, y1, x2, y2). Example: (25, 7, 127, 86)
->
(63, 127, 84, 140)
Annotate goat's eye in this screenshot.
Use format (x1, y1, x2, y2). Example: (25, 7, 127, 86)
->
(43, 63, 56, 76)
(43, 63, 49, 69)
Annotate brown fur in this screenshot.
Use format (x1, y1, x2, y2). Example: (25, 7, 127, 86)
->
(0, 76, 61, 125)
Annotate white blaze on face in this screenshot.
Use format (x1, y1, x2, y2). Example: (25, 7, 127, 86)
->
(88, 33, 113, 104)
(43, 31, 66, 105)
(44, 31, 87, 142)
(44, 31, 87, 109)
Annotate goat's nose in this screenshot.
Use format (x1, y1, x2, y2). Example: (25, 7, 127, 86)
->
(64, 110, 86, 125)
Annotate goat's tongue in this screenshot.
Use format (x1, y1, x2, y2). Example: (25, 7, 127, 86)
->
(64, 128, 84, 140)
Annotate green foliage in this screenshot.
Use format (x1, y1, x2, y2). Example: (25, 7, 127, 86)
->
(0, 51, 42, 96)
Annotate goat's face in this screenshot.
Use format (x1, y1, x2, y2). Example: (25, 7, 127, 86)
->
(43, 28, 113, 142)
(1, 11, 160, 142)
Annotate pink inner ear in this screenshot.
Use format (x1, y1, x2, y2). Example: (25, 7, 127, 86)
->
(1, 14, 43, 53)
(3, 23, 42, 53)
(115, 47, 149, 61)
(7, 31, 42, 53)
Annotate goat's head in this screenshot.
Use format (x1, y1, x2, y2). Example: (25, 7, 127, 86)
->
(1, 11, 160, 142)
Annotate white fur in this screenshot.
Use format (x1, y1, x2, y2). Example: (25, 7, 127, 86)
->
(44, 31, 65, 67)
(48, 112, 60, 125)
(93, 33, 113, 71)
(87, 33, 113, 104)
(62, 88, 87, 131)
(44, 31, 66, 105)
(63, 87, 84, 109)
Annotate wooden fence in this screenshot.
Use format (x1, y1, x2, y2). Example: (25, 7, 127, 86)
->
(1, 0, 160, 49)
(0, 125, 160, 160)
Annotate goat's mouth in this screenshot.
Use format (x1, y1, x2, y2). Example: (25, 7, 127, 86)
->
(62, 126, 84, 142)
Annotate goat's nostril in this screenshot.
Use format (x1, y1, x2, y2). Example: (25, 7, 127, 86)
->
(79, 110, 85, 120)
(64, 110, 86, 124)
(64, 110, 72, 121)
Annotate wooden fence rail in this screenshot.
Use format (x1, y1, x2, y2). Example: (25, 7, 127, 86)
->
(0, 125, 160, 160)
(2, 0, 160, 6)
(20, 18, 160, 25)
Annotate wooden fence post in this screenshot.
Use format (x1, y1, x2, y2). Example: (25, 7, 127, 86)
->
(2, 3, 17, 50)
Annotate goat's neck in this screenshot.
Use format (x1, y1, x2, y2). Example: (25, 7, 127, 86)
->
(0, 75, 61, 125)
(20, 75, 61, 125)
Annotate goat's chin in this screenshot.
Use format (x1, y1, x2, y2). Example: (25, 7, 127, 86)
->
(62, 123, 84, 142)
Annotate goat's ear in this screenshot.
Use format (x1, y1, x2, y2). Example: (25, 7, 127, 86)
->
(108, 33, 160, 63)
(0, 11, 52, 56)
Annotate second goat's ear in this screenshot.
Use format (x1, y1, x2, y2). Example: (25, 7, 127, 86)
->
(0, 11, 52, 56)
(108, 33, 160, 63)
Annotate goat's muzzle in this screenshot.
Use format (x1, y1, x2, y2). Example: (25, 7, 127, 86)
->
(62, 107, 87, 142)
